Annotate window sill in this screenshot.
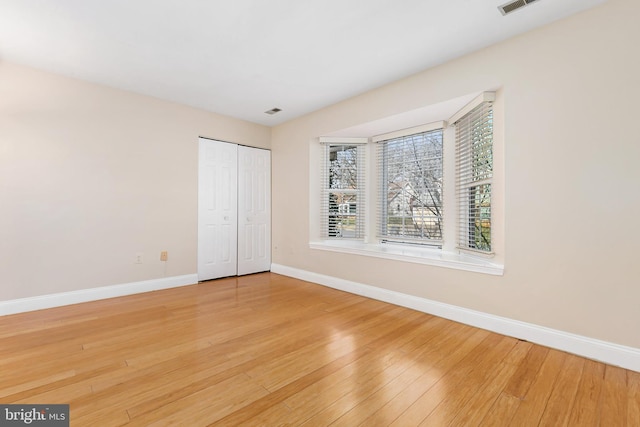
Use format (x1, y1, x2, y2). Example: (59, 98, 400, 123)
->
(309, 240, 504, 276)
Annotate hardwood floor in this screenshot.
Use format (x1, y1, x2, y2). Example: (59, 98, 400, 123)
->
(0, 272, 638, 426)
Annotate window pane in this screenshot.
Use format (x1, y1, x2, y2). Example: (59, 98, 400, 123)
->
(471, 110, 493, 182)
(466, 184, 491, 251)
(381, 130, 443, 241)
(329, 145, 358, 190)
(328, 193, 358, 238)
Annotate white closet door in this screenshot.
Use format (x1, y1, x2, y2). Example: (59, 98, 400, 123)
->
(237, 145, 271, 275)
(197, 139, 238, 281)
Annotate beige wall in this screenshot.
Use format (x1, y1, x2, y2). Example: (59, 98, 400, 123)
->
(1, 0, 638, 350)
(271, 0, 640, 348)
(0, 62, 270, 300)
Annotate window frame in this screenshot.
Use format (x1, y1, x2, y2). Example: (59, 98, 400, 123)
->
(375, 122, 445, 247)
(310, 92, 503, 275)
(451, 93, 496, 254)
(319, 137, 367, 240)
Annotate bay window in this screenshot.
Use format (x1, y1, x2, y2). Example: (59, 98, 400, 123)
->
(313, 92, 502, 275)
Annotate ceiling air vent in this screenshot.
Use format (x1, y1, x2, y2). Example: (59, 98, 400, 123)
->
(498, 0, 539, 16)
(264, 107, 282, 115)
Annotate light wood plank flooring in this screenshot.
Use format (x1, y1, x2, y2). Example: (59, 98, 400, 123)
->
(0, 273, 638, 426)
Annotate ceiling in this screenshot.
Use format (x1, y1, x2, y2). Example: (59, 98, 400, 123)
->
(0, 0, 607, 126)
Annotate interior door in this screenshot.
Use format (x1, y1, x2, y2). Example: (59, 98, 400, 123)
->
(197, 139, 238, 281)
(237, 145, 271, 275)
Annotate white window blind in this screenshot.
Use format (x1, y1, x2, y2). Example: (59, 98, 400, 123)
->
(376, 128, 444, 245)
(454, 101, 494, 253)
(320, 141, 366, 239)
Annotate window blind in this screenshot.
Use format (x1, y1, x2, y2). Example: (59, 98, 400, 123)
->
(320, 142, 366, 239)
(454, 101, 493, 252)
(376, 129, 443, 245)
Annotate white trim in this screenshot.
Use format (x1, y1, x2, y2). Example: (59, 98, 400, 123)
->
(271, 263, 640, 373)
(448, 92, 496, 124)
(309, 240, 504, 276)
(372, 120, 446, 143)
(318, 137, 368, 144)
(0, 274, 198, 316)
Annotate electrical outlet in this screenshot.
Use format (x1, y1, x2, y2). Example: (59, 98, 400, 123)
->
(160, 251, 168, 261)
(135, 253, 143, 264)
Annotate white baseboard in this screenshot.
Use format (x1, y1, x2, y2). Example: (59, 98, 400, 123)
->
(0, 274, 198, 316)
(271, 263, 640, 373)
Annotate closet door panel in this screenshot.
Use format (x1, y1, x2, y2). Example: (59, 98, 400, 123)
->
(238, 146, 271, 275)
(197, 139, 238, 281)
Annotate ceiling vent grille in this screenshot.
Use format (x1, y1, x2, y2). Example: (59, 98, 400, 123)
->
(264, 107, 282, 115)
(498, 0, 539, 15)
